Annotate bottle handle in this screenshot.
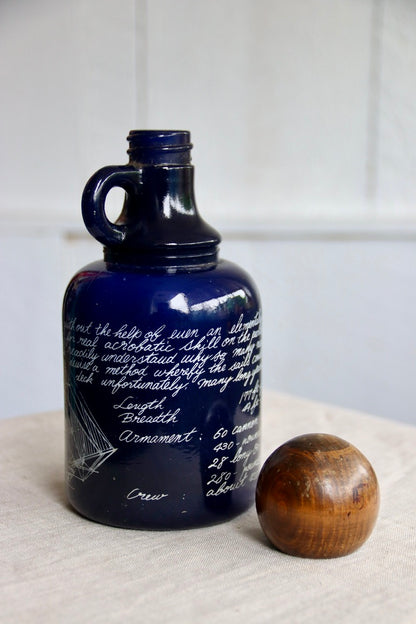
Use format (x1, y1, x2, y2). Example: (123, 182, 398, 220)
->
(81, 165, 141, 247)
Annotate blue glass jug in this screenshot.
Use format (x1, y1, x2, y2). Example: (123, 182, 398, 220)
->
(63, 130, 261, 529)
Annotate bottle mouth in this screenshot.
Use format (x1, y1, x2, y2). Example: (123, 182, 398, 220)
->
(127, 130, 193, 165)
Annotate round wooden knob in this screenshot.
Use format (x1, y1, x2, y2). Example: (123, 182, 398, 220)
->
(255, 433, 379, 558)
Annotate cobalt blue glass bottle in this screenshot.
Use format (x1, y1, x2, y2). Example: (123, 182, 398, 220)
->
(63, 130, 261, 529)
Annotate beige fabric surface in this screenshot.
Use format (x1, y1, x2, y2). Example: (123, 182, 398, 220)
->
(1, 390, 416, 624)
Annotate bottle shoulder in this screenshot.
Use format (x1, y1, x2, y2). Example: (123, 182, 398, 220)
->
(64, 257, 260, 306)
(66, 257, 255, 283)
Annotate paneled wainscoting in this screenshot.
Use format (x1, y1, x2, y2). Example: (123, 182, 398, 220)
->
(2, 220, 415, 424)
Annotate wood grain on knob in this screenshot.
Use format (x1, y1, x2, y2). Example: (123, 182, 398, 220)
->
(255, 433, 379, 558)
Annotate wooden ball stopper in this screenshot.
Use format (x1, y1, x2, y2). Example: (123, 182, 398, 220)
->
(255, 433, 379, 558)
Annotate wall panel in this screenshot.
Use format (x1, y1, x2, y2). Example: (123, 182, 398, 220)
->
(2, 227, 415, 425)
(377, 0, 416, 217)
(144, 0, 373, 221)
(0, 0, 137, 219)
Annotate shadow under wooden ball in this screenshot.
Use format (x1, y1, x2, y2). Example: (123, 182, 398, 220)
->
(255, 433, 380, 558)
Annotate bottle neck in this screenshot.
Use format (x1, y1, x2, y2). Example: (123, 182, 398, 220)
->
(117, 165, 199, 227)
(104, 164, 220, 268)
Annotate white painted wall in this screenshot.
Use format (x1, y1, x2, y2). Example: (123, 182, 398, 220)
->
(1, 0, 415, 423)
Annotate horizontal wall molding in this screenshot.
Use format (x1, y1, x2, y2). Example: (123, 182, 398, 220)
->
(2, 217, 416, 242)
(218, 220, 416, 242)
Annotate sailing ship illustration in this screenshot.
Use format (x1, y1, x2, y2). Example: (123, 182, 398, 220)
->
(67, 387, 117, 482)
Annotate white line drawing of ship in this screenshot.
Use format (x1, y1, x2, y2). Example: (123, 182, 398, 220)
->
(67, 387, 117, 482)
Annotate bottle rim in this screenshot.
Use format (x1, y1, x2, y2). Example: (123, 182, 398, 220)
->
(127, 130, 192, 150)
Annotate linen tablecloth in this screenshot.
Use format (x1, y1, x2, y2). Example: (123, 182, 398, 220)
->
(1, 391, 415, 623)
